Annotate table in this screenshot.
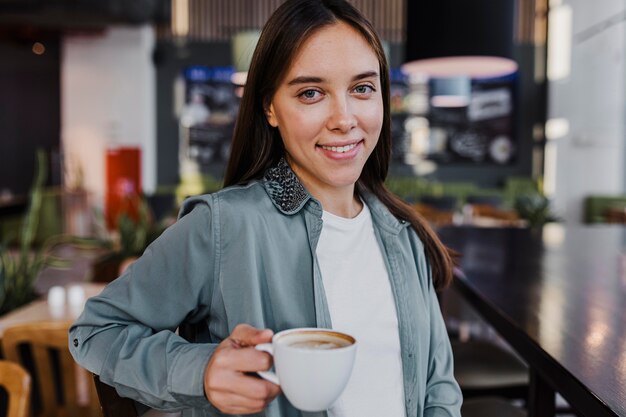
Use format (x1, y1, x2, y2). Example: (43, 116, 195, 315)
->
(35, 243, 110, 295)
(437, 225, 626, 417)
(0, 283, 105, 338)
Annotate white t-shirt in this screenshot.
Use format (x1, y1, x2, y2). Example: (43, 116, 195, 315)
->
(316, 203, 406, 417)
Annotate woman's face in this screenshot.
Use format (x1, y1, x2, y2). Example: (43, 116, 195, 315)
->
(266, 21, 383, 199)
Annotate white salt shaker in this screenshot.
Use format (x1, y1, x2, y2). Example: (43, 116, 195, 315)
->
(47, 286, 66, 307)
(67, 285, 86, 308)
(47, 286, 66, 319)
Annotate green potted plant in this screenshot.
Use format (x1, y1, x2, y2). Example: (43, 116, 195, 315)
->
(0, 150, 65, 315)
(91, 195, 171, 282)
(514, 194, 560, 228)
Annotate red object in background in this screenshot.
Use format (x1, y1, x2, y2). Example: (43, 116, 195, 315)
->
(105, 147, 142, 229)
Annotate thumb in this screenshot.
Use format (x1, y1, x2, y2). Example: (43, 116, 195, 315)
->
(230, 324, 274, 346)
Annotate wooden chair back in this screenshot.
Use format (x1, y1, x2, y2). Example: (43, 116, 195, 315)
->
(0, 360, 31, 417)
(1, 321, 101, 417)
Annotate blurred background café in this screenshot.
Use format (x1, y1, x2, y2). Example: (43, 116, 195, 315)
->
(1, 1, 625, 417)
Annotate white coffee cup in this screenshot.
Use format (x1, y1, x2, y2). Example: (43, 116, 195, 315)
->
(255, 328, 357, 412)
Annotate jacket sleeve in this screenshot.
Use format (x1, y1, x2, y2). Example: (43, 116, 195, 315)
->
(417, 243, 462, 416)
(69, 198, 220, 411)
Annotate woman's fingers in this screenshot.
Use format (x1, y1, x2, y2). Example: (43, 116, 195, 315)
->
(212, 344, 273, 372)
(228, 372, 281, 401)
(205, 359, 281, 413)
(204, 325, 280, 413)
(207, 365, 275, 399)
(230, 323, 274, 347)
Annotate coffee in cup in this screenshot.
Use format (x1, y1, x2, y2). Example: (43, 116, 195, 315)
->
(255, 328, 357, 411)
(282, 330, 353, 350)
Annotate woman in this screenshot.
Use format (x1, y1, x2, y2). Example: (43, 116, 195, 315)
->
(70, 1, 462, 416)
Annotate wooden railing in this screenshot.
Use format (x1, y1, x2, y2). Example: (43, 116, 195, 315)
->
(162, 0, 405, 42)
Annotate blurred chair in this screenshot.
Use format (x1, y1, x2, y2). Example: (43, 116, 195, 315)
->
(604, 207, 626, 223)
(452, 339, 529, 400)
(462, 397, 526, 417)
(452, 340, 531, 417)
(92, 374, 138, 417)
(414, 195, 458, 225)
(583, 195, 626, 223)
(1, 321, 101, 417)
(462, 194, 521, 226)
(466, 205, 521, 226)
(0, 360, 31, 417)
(92, 375, 180, 417)
(465, 194, 503, 207)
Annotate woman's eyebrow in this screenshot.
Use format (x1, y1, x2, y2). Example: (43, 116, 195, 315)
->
(287, 76, 323, 86)
(286, 70, 379, 86)
(351, 70, 379, 81)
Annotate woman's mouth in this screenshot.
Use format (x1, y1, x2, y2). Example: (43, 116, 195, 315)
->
(316, 140, 363, 160)
(319, 143, 358, 153)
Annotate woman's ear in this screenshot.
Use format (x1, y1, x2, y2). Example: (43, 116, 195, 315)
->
(265, 104, 279, 128)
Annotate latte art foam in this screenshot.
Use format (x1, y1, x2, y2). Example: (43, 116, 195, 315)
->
(288, 340, 345, 350)
(279, 331, 354, 351)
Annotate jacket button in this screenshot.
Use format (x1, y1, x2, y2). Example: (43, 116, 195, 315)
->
(73, 339, 79, 347)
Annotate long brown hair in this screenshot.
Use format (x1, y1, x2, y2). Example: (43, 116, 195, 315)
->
(224, 0, 454, 289)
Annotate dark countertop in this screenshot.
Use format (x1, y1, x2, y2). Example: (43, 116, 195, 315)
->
(438, 225, 626, 417)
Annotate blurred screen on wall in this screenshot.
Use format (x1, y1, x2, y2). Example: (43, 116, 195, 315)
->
(179, 66, 239, 177)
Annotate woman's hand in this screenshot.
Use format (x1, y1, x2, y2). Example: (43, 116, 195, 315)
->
(204, 324, 281, 414)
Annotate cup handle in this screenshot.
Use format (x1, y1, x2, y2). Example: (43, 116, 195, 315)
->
(254, 343, 280, 385)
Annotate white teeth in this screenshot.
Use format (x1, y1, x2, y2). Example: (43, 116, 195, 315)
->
(321, 143, 357, 153)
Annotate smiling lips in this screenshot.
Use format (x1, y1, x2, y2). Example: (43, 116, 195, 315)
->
(318, 140, 362, 154)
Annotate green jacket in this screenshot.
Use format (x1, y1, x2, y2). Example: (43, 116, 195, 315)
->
(69, 159, 461, 417)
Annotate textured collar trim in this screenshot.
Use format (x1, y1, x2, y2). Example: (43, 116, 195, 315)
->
(263, 158, 312, 215)
(263, 158, 410, 234)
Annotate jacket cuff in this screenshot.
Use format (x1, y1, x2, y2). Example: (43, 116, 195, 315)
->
(168, 343, 218, 408)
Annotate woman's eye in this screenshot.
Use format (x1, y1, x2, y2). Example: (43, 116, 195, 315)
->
(299, 89, 321, 100)
(354, 84, 374, 94)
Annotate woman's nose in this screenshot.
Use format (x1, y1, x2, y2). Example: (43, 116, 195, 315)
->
(326, 96, 357, 133)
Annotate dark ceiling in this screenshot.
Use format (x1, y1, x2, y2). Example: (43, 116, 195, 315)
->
(0, 0, 170, 31)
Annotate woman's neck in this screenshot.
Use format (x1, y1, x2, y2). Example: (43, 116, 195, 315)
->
(284, 156, 363, 218)
(314, 187, 363, 218)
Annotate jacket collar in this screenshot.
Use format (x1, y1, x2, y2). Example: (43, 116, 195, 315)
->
(360, 190, 410, 235)
(263, 158, 409, 234)
(263, 157, 313, 215)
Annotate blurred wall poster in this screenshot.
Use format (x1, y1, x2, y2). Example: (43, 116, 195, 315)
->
(179, 66, 239, 178)
(397, 68, 518, 168)
(427, 73, 517, 165)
